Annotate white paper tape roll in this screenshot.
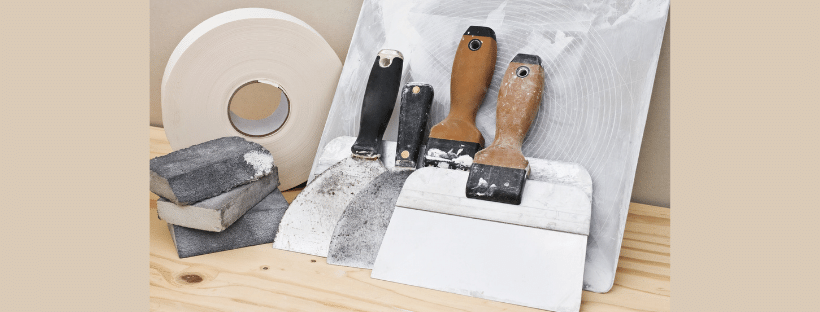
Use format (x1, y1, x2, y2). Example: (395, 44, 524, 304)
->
(162, 8, 342, 190)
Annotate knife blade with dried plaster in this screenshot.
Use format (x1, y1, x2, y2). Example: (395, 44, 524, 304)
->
(372, 54, 592, 312)
(272, 49, 403, 257)
(313, 137, 593, 200)
(326, 83, 433, 269)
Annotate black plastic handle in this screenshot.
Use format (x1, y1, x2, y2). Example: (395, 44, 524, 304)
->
(351, 49, 404, 159)
(395, 83, 434, 168)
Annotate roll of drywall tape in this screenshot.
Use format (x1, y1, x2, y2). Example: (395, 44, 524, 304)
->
(162, 8, 342, 190)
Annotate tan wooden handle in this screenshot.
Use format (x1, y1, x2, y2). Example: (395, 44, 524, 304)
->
(473, 54, 544, 170)
(428, 26, 497, 146)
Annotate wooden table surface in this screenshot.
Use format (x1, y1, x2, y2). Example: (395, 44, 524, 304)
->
(149, 126, 670, 312)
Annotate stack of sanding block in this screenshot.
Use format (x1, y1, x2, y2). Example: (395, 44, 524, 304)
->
(150, 136, 289, 258)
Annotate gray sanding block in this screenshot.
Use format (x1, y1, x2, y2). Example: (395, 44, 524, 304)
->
(168, 189, 290, 258)
(158, 168, 279, 232)
(150, 136, 275, 205)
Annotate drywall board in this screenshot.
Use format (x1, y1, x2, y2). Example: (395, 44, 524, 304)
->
(311, 0, 669, 293)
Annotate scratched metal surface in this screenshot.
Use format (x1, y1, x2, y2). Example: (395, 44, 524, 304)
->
(310, 0, 669, 293)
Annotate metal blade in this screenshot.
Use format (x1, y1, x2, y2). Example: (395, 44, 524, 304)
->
(395, 168, 591, 233)
(309, 136, 396, 183)
(372, 208, 587, 312)
(371, 167, 592, 312)
(309, 137, 592, 199)
(272, 156, 386, 257)
(326, 170, 412, 268)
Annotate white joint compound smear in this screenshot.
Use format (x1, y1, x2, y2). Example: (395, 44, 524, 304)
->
(244, 151, 274, 178)
(425, 148, 474, 167)
(310, 0, 669, 293)
(453, 155, 474, 167)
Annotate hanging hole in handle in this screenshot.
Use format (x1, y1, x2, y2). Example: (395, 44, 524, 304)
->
(516, 66, 530, 78)
(379, 57, 392, 68)
(468, 39, 482, 51)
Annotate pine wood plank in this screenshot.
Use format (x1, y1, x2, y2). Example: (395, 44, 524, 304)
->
(149, 126, 670, 311)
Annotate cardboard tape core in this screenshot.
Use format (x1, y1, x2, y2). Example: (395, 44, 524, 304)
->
(228, 80, 290, 137)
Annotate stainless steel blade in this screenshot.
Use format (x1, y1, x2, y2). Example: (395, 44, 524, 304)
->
(326, 169, 412, 268)
(272, 156, 386, 257)
(395, 168, 591, 232)
(309, 136, 396, 183)
(372, 207, 587, 312)
(371, 167, 592, 312)
(327, 157, 592, 270)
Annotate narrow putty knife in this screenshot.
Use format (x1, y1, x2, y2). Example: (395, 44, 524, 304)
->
(326, 83, 433, 269)
(423, 26, 496, 169)
(273, 49, 404, 257)
(372, 55, 592, 312)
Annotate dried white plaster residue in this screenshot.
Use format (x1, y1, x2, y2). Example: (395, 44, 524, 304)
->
(453, 155, 474, 167)
(244, 151, 274, 178)
(426, 148, 449, 158)
(425, 148, 474, 167)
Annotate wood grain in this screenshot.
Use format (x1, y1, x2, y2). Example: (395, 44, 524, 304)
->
(149, 126, 669, 311)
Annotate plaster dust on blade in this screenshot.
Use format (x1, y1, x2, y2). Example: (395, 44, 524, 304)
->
(326, 83, 434, 269)
(273, 50, 404, 257)
(272, 157, 386, 256)
(313, 136, 593, 200)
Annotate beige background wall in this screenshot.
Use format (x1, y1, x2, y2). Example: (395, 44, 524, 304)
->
(150, 0, 670, 208)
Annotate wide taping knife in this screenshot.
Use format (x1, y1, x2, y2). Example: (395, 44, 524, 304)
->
(372, 54, 592, 312)
(272, 49, 403, 257)
(326, 83, 433, 269)
(423, 26, 496, 170)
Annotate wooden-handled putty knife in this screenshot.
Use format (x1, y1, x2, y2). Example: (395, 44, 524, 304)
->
(372, 54, 593, 312)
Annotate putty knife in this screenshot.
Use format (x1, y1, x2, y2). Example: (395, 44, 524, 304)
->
(273, 49, 404, 257)
(326, 83, 433, 269)
(372, 55, 592, 312)
(423, 26, 496, 170)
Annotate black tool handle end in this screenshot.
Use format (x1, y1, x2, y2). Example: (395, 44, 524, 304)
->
(511, 53, 542, 66)
(395, 83, 434, 168)
(464, 26, 496, 40)
(352, 50, 404, 158)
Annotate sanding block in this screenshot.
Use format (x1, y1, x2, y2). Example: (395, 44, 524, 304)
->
(150, 136, 275, 205)
(157, 168, 279, 232)
(168, 189, 289, 258)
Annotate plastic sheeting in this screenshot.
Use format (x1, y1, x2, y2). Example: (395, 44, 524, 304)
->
(310, 0, 669, 293)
